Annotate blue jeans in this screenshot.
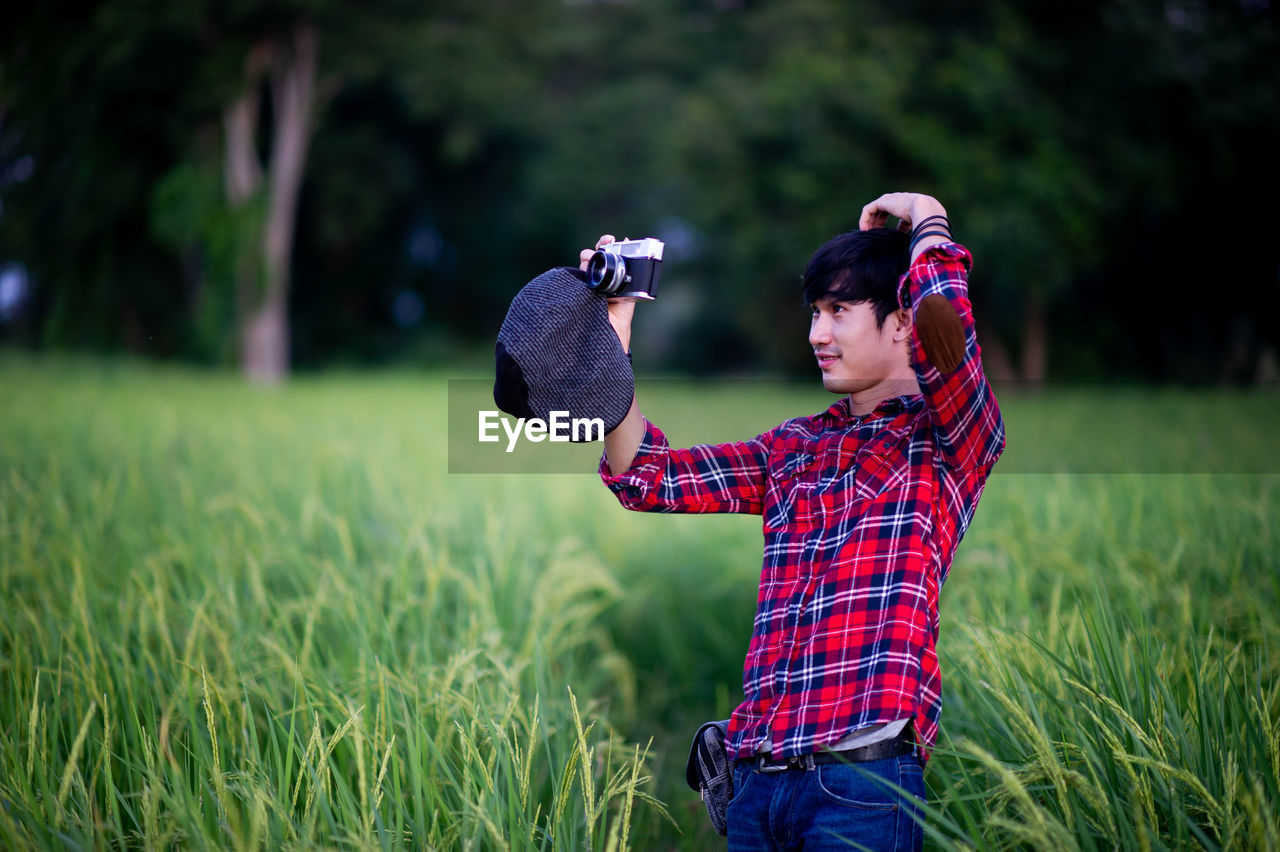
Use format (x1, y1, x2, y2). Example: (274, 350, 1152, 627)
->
(726, 754, 925, 851)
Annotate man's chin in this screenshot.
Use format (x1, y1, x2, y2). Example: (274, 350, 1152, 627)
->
(820, 374, 869, 395)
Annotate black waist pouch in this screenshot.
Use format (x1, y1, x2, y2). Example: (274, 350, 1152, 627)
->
(685, 720, 733, 836)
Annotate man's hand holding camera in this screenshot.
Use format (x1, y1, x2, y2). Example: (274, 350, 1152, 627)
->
(580, 234, 646, 474)
(579, 235, 636, 352)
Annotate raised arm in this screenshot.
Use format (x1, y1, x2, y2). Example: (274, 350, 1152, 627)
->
(578, 235, 646, 475)
(579, 234, 773, 512)
(599, 418, 774, 515)
(860, 193, 1005, 471)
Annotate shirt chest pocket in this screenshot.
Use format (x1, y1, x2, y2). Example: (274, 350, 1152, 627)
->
(840, 427, 910, 504)
(763, 450, 819, 530)
(764, 428, 912, 530)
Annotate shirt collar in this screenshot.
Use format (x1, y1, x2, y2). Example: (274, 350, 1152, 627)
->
(819, 393, 922, 425)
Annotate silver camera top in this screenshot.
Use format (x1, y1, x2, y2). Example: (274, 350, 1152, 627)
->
(600, 237, 664, 261)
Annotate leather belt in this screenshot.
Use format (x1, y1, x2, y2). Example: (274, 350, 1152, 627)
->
(736, 728, 915, 774)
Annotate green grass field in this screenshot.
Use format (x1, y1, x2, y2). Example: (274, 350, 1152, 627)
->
(1, 356, 1278, 850)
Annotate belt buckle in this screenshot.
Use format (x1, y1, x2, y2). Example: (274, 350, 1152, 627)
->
(756, 755, 789, 774)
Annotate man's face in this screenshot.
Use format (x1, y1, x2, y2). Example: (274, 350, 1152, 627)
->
(809, 297, 907, 395)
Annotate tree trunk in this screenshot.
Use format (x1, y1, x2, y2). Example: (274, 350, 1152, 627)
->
(224, 24, 318, 384)
(976, 324, 1017, 385)
(242, 292, 289, 383)
(223, 68, 264, 371)
(222, 84, 261, 203)
(1021, 296, 1048, 385)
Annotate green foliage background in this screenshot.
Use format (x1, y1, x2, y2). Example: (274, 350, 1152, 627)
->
(3, 0, 1278, 378)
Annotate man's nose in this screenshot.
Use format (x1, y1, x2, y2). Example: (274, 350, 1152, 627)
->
(809, 314, 831, 346)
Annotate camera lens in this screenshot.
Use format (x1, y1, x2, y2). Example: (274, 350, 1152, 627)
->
(586, 251, 625, 295)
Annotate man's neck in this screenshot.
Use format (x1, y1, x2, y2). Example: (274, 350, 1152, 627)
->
(846, 376, 922, 417)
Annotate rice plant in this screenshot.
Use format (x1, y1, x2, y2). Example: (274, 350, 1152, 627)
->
(1, 357, 1276, 849)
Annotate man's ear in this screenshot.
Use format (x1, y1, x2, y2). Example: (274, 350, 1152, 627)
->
(892, 307, 913, 343)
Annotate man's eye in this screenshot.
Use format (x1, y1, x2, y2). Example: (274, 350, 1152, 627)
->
(832, 304, 844, 314)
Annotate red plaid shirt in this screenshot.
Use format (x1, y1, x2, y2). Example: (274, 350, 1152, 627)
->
(600, 243, 1004, 760)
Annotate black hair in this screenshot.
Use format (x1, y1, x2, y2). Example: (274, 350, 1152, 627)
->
(801, 227, 910, 329)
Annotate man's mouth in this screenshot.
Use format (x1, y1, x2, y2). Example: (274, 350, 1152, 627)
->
(815, 351, 840, 370)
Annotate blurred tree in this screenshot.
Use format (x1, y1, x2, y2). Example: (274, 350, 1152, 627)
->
(660, 0, 925, 372)
(6, 0, 419, 376)
(654, 0, 1278, 382)
(222, 23, 317, 382)
(3, 0, 1276, 381)
(1082, 0, 1280, 382)
(3, 0, 200, 355)
(149, 2, 346, 380)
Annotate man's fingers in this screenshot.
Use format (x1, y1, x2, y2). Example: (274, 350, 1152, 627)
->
(859, 197, 896, 231)
(580, 234, 617, 270)
(860, 192, 919, 230)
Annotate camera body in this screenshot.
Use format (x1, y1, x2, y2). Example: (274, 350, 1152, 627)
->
(585, 237, 663, 300)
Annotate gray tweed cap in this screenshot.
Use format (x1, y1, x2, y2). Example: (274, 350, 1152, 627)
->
(494, 267, 634, 436)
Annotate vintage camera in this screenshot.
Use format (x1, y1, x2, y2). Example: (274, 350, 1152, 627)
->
(585, 237, 663, 300)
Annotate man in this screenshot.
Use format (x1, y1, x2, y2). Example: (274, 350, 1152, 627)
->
(584, 192, 1005, 851)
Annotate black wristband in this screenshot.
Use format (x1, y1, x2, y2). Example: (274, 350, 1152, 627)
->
(912, 227, 952, 237)
(910, 214, 949, 238)
(910, 228, 952, 256)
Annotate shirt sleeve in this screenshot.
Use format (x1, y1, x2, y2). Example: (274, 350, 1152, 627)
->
(899, 242, 1006, 471)
(598, 417, 773, 514)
